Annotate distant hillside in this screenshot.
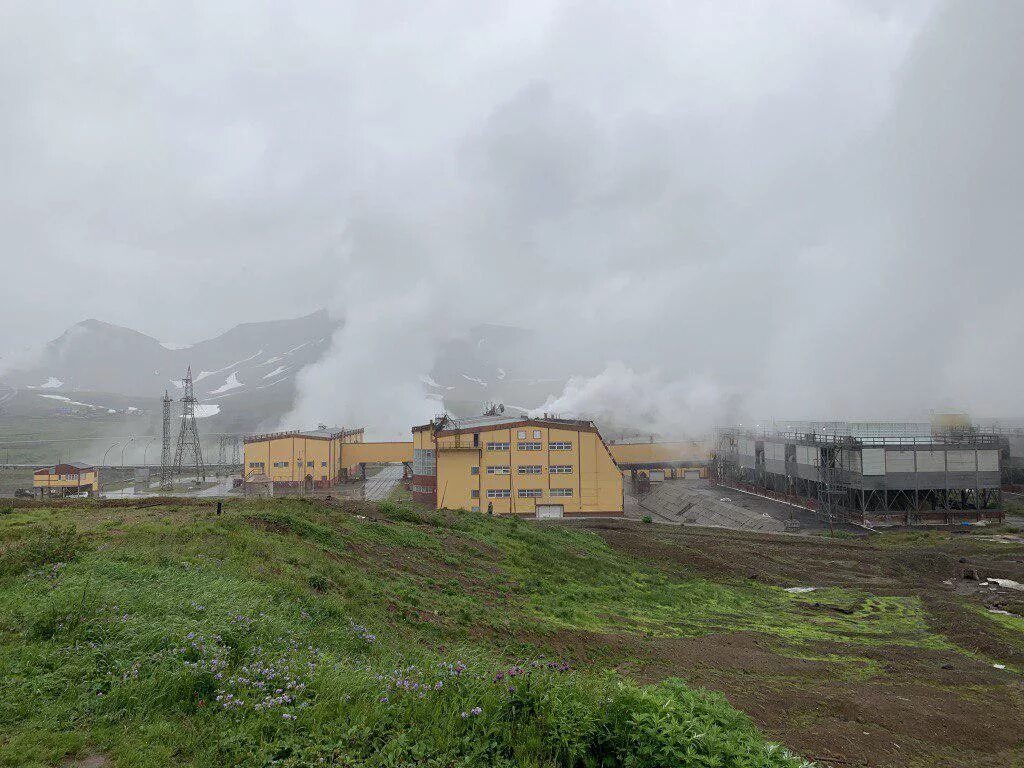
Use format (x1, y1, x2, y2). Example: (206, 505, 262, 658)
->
(0, 311, 336, 402)
(0, 315, 568, 437)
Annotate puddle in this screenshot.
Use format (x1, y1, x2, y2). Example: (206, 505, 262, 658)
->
(988, 608, 1022, 618)
(785, 586, 817, 594)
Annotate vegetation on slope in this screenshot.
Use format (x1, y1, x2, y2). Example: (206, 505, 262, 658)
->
(3, 496, 1022, 767)
(0, 498, 818, 768)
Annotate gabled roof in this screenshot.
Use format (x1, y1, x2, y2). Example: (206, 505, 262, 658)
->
(34, 462, 95, 474)
(413, 414, 598, 435)
(244, 427, 364, 443)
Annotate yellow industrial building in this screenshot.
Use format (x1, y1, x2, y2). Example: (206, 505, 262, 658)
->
(33, 462, 98, 497)
(607, 439, 712, 481)
(411, 414, 623, 517)
(242, 427, 416, 491)
(241, 418, 711, 512)
(243, 427, 366, 489)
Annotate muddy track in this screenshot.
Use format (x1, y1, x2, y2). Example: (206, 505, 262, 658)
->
(564, 519, 1024, 768)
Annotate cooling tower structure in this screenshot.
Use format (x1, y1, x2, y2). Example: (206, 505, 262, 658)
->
(715, 423, 1003, 527)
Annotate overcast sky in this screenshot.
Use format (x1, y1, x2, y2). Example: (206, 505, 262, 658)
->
(2, 1, 1021, 431)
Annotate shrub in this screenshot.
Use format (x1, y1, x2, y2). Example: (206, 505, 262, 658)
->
(0, 523, 81, 580)
(378, 501, 427, 525)
(642, 515, 653, 524)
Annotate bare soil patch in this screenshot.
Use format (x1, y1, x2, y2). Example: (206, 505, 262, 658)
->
(563, 519, 1024, 768)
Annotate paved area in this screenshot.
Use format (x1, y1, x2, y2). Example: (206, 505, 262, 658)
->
(623, 478, 854, 534)
(632, 479, 788, 533)
(363, 464, 405, 501)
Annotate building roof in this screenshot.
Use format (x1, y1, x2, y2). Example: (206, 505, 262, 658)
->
(34, 462, 95, 474)
(413, 413, 598, 435)
(244, 426, 364, 443)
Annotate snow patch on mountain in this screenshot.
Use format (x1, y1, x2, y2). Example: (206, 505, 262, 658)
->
(419, 374, 442, 388)
(160, 342, 192, 350)
(258, 356, 282, 366)
(194, 404, 220, 418)
(460, 374, 488, 388)
(196, 350, 265, 383)
(209, 372, 243, 395)
(39, 394, 102, 409)
(262, 365, 289, 379)
(27, 377, 63, 389)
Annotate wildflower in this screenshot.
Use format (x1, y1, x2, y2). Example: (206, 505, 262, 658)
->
(471, 707, 483, 716)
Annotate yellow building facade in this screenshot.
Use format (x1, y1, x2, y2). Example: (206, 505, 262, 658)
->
(340, 441, 414, 473)
(607, 440, 711, 479)
(33, 462, 99, 496)
(411, 415, 623, 517)
(243, 427, 364, 489)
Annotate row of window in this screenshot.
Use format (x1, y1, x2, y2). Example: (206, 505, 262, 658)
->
(518, 429, 543, 439)
(481, 488, 574, 499)
(484, 442, 574, 451)
(411, 485, 434, 494)
(481, 464, 573, 475)
(257, 461, 329, 468)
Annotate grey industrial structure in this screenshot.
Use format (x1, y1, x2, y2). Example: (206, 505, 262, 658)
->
(715, 423, 1004, 526)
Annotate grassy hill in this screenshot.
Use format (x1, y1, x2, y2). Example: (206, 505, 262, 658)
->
(1, 497, 1022, 767)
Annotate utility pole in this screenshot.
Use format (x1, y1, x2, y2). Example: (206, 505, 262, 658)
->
(172, 368, 206, 483)
(160, 390, 173, 488)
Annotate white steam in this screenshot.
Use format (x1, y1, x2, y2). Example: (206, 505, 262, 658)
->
(282, 2, 1024, 438)
(532, 362, 736, 438)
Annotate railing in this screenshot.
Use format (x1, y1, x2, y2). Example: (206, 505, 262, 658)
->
(716, 427, 1002, 448)
(435, 434, 481, 450)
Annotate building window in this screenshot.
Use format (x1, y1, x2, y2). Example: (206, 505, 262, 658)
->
(518, 489, 542, 498)
(517, 442, 541, 451)
(549, 442, 572, 451)
(471, 490, 480, 499)
(412, 484, 435, 494)
(517, 430, 526, 439)
(486, 488, 511, 498)
(307, 461, 314, 467)
(473, 432, 480, 447)
(486, 465, 510, 475)
(533, 429, 542, 439)
(517, 465, 542, 474)
(486, 442, 510, 451)
(549, 465, 573, 474)
(321, 461, 328, 467)
(471, 466, 479, 475)
(550, 488, 574, 497)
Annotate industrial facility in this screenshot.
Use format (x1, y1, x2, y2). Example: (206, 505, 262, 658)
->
(33, 462, 98, 497)
(242, 427, 416, 492)
(243, 427, 366, 490)
(606, 439, 711, 484)
(715, 422, 1004, 526)
(411, 414, 624, 517)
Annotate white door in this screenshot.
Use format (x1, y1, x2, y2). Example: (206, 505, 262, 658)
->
(536, 504, 564, 519)
(649, 470, 666, 482)
(684, 469, 700, 479)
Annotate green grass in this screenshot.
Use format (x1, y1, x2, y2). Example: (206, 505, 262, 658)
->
(2, 497, 956, 766)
